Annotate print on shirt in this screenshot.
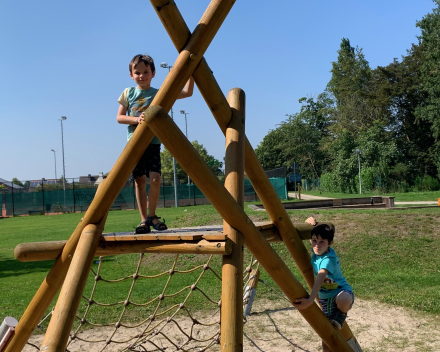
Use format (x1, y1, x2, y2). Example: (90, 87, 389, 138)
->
(131, 97, 149, 116)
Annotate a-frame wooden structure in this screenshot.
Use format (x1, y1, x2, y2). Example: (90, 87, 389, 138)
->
(5, 1, 363, 351)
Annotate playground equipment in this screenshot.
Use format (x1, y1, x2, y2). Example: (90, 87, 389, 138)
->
(5, 1, 363, 351)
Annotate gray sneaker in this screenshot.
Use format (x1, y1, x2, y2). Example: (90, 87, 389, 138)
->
(331, 309, 347, 330)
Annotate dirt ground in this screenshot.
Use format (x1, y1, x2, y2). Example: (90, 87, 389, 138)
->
(23, 298, 440, 352)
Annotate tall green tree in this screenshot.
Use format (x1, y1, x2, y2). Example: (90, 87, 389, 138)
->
(369, 44, 436, 179)
(160, 141, 223, 182)
(327, 38, 378, 136)
(416, 0, 440, 176)
(255, 95, 332, 179)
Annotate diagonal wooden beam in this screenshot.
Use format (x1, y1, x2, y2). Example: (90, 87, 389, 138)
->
(150, 2, 362, 349)
(4, 125, 155, 352)
(5, 4, 237, 350)
(150, 0, 237, 112)
(150, 0, 314, 289)
(143, 106, 353, 352)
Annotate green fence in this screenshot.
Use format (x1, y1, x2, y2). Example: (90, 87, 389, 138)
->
(1, 177, 287, 217)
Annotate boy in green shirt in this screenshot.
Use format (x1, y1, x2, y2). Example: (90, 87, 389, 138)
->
(117, 54, 194, 233)
(293, 217, 354, 352)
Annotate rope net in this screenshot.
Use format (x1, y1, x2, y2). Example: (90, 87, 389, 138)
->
(26, 250, 264, 352)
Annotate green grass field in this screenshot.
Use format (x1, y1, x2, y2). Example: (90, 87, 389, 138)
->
(300, 190, 440, 202)
(1, 204, 439, 330)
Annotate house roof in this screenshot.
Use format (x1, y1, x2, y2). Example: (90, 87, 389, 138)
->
(0, 178, 24, 189)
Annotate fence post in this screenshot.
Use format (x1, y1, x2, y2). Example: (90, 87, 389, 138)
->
(11, 181, 14, 217)
(42, 179, 45, 215)
(193, 182, 196, 206)
(132, 179, 136, 210)
(162, 175, 165, 208)
(73, 180, 76, 213)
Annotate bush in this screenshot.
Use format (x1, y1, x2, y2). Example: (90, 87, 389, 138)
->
(413, 175, 440, 191)
(320, 172, 341, 192)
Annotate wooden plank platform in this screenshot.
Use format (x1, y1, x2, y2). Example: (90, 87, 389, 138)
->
(102, 225, 226, 242)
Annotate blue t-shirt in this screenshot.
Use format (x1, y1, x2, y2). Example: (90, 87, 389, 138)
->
(118, 87, 160, 144)
(311, 247, 352, 299)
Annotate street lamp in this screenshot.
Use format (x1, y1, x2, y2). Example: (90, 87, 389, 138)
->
(180, 110, 189, 139)
(51, 149, 57, 181)
(180, 110, 190, 186)
(356, 149, 362, 194)
(59, 116, 67, 207)
(160, 62, 179, 207)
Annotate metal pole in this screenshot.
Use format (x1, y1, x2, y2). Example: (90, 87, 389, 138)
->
(59, 116, 67, 208)
(11, 180, 14, 217)
(73, 179, 76, 213)
(358, 154, 362, 194)
(42, 178, 45, 215)
(160, 63, 179, 207)
(171, 106, 179, 208)
(356, 149, 362, 194)
(162, 175, 165, 208)
(51, 149, 57, 181)
(180, 110, 191, 187)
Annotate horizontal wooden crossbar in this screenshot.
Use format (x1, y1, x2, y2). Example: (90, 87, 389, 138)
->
(14, 222, 333, 262)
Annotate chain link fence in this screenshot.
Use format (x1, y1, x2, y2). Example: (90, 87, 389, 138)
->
(0, 171, 287, 217)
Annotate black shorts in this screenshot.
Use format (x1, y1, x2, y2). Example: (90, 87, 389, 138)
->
(319, 290, 354, 320)
(131, 144, 161, 179)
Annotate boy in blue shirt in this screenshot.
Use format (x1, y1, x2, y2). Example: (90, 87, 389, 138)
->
(117, 54, 194, 233)
(293, 217, 354, 352)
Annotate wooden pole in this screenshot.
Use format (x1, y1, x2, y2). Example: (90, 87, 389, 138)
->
(148, 5, 362, 347)
(14, 222, 336, 262)
(149, 0, 236, 112)
(14, 239, 232, 262)
(39, 223, 104, 352)
(5, 2, 236, 348)
(4, 112, 156, 352)
(144, 106, 353, 352)
(150, 0, 314, 291)
(221, 88, 245, 351)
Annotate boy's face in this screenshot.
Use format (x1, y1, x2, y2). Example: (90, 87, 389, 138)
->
(130, 62, 155, 89)
(310, 235, 332, 256)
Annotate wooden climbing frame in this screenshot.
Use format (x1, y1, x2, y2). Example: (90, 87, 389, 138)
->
(4, 1, 362, 352)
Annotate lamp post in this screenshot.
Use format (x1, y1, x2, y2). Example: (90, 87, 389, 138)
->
(180, 110, 191, 187)
(180, 110, 189, 139)
(356, 149, 362, 194)
(160, 62, 179, 207)
(51, 149, 57, 181)
(59, 116, 67, 207)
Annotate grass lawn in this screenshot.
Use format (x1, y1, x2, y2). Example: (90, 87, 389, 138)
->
(300, 190, 440, 202)
(0, 204, 439, 330)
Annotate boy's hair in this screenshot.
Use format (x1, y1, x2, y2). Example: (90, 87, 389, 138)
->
(129, 54, 155, 73)
(311, 224, 334, 243)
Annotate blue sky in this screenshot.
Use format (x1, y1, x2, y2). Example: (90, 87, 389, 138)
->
(1, 0, 435, 181)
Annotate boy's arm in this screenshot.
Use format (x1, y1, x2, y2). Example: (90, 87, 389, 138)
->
(305, 217, 317, 226)
(292, 268, 328, 310)
(116, 104, 138, 125)
(177, 77, 194, 99)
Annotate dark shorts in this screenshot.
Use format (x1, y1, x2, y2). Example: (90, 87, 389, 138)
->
(131, 144, 161, 179)
(319, 290, 354, 320)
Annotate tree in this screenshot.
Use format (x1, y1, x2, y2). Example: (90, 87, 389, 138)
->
(255, 95, 332, 179)
(416, 0, 440, 176)
(160, 141, 223, 182)
(327, 38, 371, 104)
(326, 38, 378, 136)
(12, 178, 24, 187)
(369, 44, 436, 180)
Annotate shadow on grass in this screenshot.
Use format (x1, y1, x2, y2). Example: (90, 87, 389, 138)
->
(0, 256, 54, 278)
(0, 255, 117, 279)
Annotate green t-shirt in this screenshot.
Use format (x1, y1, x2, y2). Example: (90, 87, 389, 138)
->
(118, 87, 160, 144)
